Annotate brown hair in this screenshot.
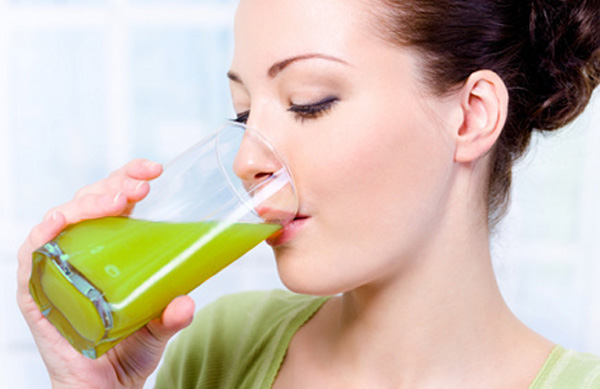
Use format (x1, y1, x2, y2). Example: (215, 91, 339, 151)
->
(373, 0, 600, 225)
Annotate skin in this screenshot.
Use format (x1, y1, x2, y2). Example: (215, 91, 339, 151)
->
(16, 160, 195, 388)
(229, 0, 555, 387)
(17, 0, 554, 387)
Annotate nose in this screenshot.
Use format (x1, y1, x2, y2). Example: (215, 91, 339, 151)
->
(231, 125, 298, 224)
(232, 129, 280, 188)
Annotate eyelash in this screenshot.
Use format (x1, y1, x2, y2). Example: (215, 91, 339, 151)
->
(233, 111, 249, 124)
(288, 96, 339, 122)
(231, 96, 339, 124)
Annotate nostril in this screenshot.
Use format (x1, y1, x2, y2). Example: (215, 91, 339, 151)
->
(254, 172, 272, 180)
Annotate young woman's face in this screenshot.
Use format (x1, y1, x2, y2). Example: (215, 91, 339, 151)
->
(230, 0, 458, 295)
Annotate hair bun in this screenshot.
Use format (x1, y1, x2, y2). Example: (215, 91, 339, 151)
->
(526, 0, 599, 132)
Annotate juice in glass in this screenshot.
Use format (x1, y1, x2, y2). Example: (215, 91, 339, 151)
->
(29, 216, 280, 358)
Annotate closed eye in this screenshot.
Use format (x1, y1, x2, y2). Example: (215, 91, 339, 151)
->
(288, 96, 339, 122)
(231, 96, 339, 124)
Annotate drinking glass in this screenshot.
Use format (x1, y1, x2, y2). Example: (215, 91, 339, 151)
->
(29, 121, 297, 359)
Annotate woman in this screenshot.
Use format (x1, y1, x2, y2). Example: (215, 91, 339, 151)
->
(17, 0, 599, 387)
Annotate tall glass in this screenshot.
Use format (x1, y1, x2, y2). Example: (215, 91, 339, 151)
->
(29, 122, 297, 359)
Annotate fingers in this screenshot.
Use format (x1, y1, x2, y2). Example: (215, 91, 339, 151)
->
(146, 296, 196, 344)
(43, 192, 127, 227)
(44, 159, 162, 225)
(31, 211, 67, 249)
(122, 178, 151, 203)
(104, 159, 162, 195)
(18, 159, 162, 314)
(17, 211, 67, 310)
(15, 159, 169, 387)
(122, 158, 163, 181)
(128, 295, 195, 360)
(117, 159, 162, 205)
(119, 295, 195, 358)
(73, 159, 162, 200)
(106, 296, 195, 382)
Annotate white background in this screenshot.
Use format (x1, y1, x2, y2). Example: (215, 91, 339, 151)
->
(0, 0, 598, 387)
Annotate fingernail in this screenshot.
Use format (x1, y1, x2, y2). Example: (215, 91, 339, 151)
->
(134, 180, 146, 191)
(44, 211, 57, 222)
(124, 178, 139, 192)
(143, 160, 160, 170)
(113, 192, 123, 204)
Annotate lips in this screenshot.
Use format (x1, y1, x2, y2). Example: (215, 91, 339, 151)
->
(266, 214, 309, 246)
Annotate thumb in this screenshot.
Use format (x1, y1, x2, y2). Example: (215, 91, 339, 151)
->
(108, 295, 195, 381)
(146, 295, 196, 344)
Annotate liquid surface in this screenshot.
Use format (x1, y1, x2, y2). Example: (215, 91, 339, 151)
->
(30, 217, 280, 358)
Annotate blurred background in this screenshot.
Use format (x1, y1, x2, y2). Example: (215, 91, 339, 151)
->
(0, 0, 598, 387)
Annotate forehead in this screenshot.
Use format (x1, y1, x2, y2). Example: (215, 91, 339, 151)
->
(232, 0, 376, 71)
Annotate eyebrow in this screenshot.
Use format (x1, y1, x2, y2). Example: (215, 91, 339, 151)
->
(227, 53, 349, 83)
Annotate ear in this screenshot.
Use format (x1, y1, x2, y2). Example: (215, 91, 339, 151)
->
(454, 70, 508, 163)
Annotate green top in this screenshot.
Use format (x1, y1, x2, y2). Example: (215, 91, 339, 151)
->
(155, 290, 600, 388)
(531, 345, 600, 388)
(155, 290, 328, 388)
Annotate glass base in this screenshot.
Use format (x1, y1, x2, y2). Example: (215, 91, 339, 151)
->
(29, 241, 114, 359)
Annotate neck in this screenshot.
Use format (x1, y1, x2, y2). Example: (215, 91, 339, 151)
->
(309, 166, 551, 387)
(337, 229, 504, 372)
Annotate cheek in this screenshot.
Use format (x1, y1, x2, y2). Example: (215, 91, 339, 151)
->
(296, 112, 455, 289)
(311, 109, 454, 220)
(274, 110, 456, 295)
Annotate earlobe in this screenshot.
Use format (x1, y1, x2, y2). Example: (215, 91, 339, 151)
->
(454, 70, 508, 163)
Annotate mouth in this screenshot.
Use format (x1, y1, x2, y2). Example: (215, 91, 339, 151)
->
(266, 214, 309, 247)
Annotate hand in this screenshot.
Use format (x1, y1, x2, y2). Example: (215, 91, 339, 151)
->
(16, 159, 195, 389)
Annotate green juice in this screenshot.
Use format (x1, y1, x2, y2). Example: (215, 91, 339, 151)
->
(29, 217, 280, 359)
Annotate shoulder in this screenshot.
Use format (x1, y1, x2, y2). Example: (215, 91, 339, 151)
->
(186, 289, 326, 341)
(155, 289, 328, 389)
(531, 346, 600, 388)
(202, 288, 326, 323)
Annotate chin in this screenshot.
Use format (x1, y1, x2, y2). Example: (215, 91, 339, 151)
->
(272, 235, 364, 296)
(282, 281, 338, 297)
(275, 256, 354, 297)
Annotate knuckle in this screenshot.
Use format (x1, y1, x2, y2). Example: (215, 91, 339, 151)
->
(78, 192, 98, 206)
(43, 208, 57, 221)
(107, 173, 128, 192)
(17, 241, 31, 262)
(73, 186, 92, 199)
(28, 224, 46, 247)
(108, 168, 123, 179)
